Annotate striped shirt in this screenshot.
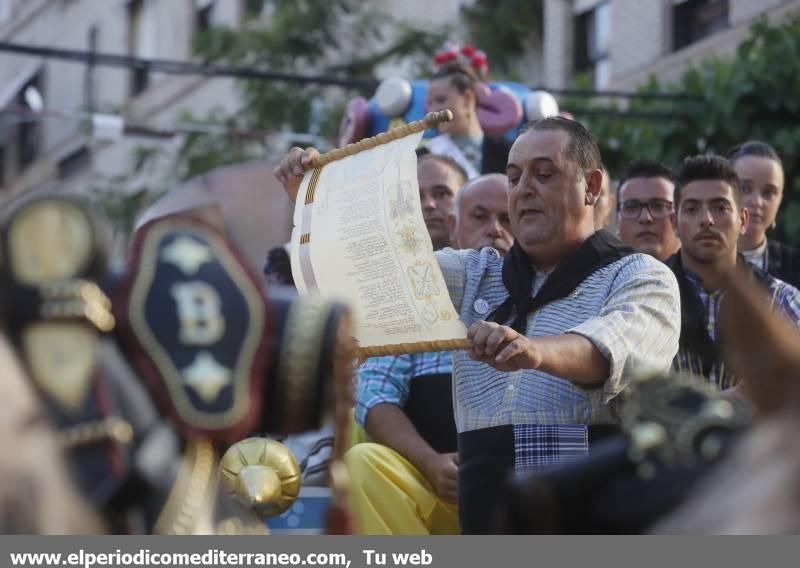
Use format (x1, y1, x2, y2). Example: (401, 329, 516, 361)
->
(673, 267, 800, 389)
(354, 351, 452, 427)
(436, 246, 681, 433)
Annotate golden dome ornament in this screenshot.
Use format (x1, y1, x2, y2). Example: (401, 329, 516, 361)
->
(219, 437, 302, 518)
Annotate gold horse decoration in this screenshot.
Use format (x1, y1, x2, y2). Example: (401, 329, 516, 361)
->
(220, 437, 302, 518)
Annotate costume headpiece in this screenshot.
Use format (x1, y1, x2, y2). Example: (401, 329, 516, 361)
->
(432, 41, 489, 79)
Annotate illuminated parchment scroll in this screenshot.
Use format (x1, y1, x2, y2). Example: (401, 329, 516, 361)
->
(290, 112, 469, 357)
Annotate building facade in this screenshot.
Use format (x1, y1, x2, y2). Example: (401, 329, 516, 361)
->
(0, 0, 252, 196)
(543, 0, 800, 90)
(0, 0, 474, 260)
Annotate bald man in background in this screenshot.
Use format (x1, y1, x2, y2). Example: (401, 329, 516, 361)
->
(447, 173, 514, 255)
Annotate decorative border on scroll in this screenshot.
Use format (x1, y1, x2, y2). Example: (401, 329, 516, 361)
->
(305, 167, 323, 205)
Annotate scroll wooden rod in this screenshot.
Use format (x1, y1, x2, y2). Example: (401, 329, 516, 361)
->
(355, 337, 470, 358)
(307, 110, 453, 170)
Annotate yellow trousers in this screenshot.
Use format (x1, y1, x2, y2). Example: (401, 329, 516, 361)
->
(344, 442, 460, 535)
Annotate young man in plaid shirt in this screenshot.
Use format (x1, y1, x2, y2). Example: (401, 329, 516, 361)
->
(666, 155, 800, 390)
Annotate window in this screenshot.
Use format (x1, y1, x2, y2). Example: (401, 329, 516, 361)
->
(127, 0, 149, 96)
(17, 73, 42, 168)
(574, 2, 611, 89)
(195, 0, 216, 33)
(243, 0, 266, 18)
(673, 0, 729, 51)
(57, 146, 90, 180)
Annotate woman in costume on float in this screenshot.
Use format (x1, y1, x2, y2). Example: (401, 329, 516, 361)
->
(423, 44, 511, 179)
(337, 43, 560, 178)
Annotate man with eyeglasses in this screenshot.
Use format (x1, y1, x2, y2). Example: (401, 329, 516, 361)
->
(617, 161, 681, 262)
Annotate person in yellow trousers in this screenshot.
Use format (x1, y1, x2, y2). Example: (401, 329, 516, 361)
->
(345, 172, 514, 534)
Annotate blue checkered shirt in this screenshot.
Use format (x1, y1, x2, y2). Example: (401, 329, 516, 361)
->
(436, 247, 681, 434)
(354, 351, 452, 427)
(673, 268, 800, 389)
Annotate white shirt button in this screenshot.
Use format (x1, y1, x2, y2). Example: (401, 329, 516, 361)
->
(507, 384, 516, 392)
(473, 298, 489, 315)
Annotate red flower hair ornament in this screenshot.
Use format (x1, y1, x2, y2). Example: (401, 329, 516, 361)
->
(432, 41, 489, 79)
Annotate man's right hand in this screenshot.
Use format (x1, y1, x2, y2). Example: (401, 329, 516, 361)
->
(421, 452, 459, 504)
(273, 146, 321, 204)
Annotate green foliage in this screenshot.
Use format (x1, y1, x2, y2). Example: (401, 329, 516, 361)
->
(90, 186, 154, 239)
(461, 0, 543, 78)
(89, 146, 172, 240)
(570, 16, 800, 244)
(192, 0, 447, 137)
(176, 109, 260, 178)
(95, 1, 447, 238)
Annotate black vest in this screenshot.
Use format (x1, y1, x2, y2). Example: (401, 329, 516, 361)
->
(402, 373, 457, 454)
(766, 239, 800, 289)
(665, 252, 772, 382)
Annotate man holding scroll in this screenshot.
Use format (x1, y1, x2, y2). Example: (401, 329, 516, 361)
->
(275, 117, 680, 534)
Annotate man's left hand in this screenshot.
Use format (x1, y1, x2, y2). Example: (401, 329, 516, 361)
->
(467, 320, 543, 372)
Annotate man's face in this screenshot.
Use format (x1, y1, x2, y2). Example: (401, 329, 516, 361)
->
(617, 177, 681, 261)
(734, 155, 784, 242)
(506, 129, 593, 255)
(418, 159, 463, 250)
(674, 180, 748, 265)
(448, 175, 513, 255)
(426, 77, 473, 137)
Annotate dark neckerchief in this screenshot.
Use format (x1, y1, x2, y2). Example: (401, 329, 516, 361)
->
(665, 251, 772, 377)
(487, 230, 636, 333)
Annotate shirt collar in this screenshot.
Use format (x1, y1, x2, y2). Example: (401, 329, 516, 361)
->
(682, 266, 720, 298)
(742, 240, 768, 269)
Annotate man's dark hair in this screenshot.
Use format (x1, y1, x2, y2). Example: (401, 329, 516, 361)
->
(616, 160, 674, 204)
(675, 154, 741, 207)
(520, 116, 602, 173)
(264, 246, 294, 287)
(727, 140, 783, 167)
(416, 151, 469, 186)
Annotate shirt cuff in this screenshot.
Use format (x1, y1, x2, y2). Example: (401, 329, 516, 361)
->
(354, 394, 403, 427)
(566, 321, 627, 403)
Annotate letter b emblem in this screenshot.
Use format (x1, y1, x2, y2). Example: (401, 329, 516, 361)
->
(170, 282, 225, 345)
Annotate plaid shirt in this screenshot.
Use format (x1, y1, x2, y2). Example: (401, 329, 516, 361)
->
(436, 247, 681, 434)
(354, 351, 452, 427)
(673, 268, 800, 389)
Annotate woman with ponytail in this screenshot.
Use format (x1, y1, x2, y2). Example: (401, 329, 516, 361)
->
(728, 141, 800, 288)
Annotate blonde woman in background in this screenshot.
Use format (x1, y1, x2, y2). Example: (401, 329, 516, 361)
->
(729, 141, 800, 288)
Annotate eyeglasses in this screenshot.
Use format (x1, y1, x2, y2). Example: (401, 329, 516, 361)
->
(618, 199, 673, 220)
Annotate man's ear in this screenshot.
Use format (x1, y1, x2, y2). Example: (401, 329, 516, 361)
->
(464, 88, 478, 112)
(740, 205, 750, 236)
(585, 169, 603, 205)
(446, 213, 458, 246)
